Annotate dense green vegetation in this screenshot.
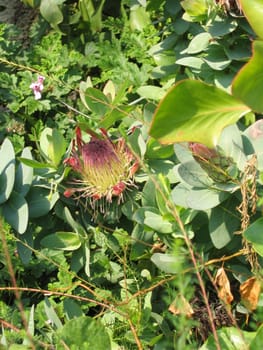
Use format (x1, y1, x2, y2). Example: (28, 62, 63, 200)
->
(1, 0, 263, 349)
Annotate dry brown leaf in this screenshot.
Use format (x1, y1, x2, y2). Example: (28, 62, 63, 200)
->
(168, 294, 194, 318)
(240, 277, 261, 312)
(214, 267, 234, 304)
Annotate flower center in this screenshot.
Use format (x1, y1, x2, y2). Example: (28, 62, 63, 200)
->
(81, 138, 130, 197)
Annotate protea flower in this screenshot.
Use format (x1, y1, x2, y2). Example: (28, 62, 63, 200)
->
(189, 142, 237, 182)
(64, 127, 139, 209)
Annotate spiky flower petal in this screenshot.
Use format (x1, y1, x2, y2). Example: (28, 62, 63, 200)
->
(64, 127, 138, 207)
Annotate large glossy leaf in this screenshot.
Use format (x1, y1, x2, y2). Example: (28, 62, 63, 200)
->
(232, 40, 263, 113)
(149, 80, 250, 148)
(0, 138, 15, 204)
(240, 0, 263, 39)
(2, 192, 29, 234)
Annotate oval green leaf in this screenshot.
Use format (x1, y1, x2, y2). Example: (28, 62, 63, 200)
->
(84, 87, 110, 116)
(0, 138, 15, 204)
(14, 147, 33, 196)
(149, 80, 250, 148)
(40, 0, 63, 32)
(151, 253, 186, 273)
(243, 217, 263, 256)
(2, 192, 29, 234)
(171, 184, 229, 210)
(40, 128, 67, 167)
(41, 232, 81, 251)
(185, 32, 212, 54)
(27, 186, 59, 218)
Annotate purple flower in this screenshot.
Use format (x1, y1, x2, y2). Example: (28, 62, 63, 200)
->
(64, 127, 139, 208)
(30, 75, 45, 100)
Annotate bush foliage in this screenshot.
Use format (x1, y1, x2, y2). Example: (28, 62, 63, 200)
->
(1, 0, 263, 349)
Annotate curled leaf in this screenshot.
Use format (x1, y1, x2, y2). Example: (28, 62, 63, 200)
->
(240, 277, 261, 312)
(168, 294, 194, 317)
(214, 267, 234, 304)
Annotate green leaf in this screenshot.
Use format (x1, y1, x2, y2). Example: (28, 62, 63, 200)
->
(137, 85, 166, 100)
(181, 0, 209, 21)
(57, 316, 111, 349)
(41, 232, 81, 251)
(243, 217, 263, 256)
(232, 40, 263, 113)
(155, 174, 172, 216)
(151, 253, 185, 273)
(130, 224, 153, 260)
(62, 207, 87, 237)
(185, 32, 212, 54)
(63, 299, 83, 320)
(19, 157, 55, 169)
(84, 241, 90, 277)
(2, 192, 28, 234)
(130, 5, 150, 31)
(133, 207, 172, 232)
(44, 297, 63, 329)
(17, 231, 33, 264)
(175, 160, 213, 187)
(14, 147, 33, 196)
(89, 0, 105, 33)
(204, 45, 231, 71)
(27, 187, 59, 218)
(146, 138, 174, 159)
(200, 326, 255, 350)
(175, 56, 205, 69)
(218, 124, 247, 171)
(171, 184, 229, 210)
(250, 324, 263, 349)
(79, 0, 95, 22)
(209, 200, 240, 249)
(0, 138, 15, 204)
(83, 87, 110, 116)
(40, 0, 63, 32)
(23, 305, 34, 345)
(99, 105, 133, 129)
(240, 0, 263, 39)
(243, 120, 263, 170)
(40, 128, 67, 167)
(144, 211, 174, 234)
(174, 143, 194, 163)
(207, 16, 238, 37)
(149, 80, 250, 148)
